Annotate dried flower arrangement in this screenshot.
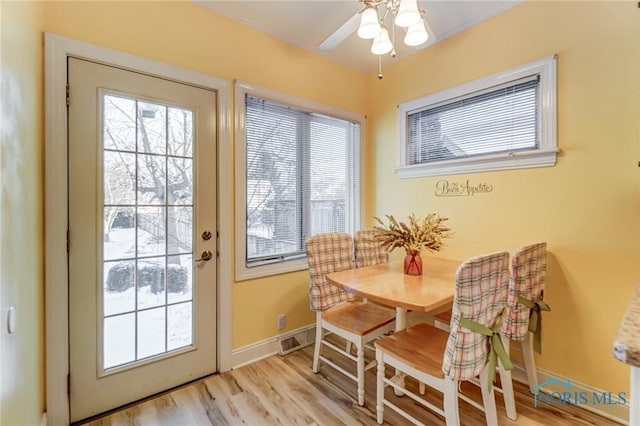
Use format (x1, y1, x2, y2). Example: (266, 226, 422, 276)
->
(373, 213, 452, 255)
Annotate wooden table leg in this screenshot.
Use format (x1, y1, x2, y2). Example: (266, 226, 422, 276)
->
(396, 307, 407, 331)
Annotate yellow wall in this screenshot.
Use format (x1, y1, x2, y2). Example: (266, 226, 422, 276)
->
(365, 1, 639, 393)
(0, 1, 46, 425)
(2, 1, 637, 423)
(43, 1, 367, 350)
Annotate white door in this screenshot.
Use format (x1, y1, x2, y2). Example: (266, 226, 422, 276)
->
(68, 57, 217, 422)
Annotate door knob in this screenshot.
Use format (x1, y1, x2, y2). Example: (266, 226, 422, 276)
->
(195, 250, 213, 263)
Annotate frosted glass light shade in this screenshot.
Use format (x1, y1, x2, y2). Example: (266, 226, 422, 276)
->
(357, 6, 381, 39)
(371, 27, 393, 55)
(404, 19, 429, 46)
(395, 0, 420, 27)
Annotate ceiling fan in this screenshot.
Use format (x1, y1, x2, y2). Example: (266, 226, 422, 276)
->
(319, 0, 434, 54)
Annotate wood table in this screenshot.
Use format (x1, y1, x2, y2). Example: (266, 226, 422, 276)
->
(327, 258, 460, 394)
(326, 257, 461, 332)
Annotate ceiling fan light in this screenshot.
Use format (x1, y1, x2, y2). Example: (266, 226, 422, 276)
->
(404, 19, 429, 46)
(371, 27, 393, 55)
(394, 0, 421, 28)
(357, 6, 381, 39)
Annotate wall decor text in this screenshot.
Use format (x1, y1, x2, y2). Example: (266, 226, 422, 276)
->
(435, 179, 493, 197)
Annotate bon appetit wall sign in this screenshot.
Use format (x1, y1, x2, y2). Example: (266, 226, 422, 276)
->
(434, 179, 493, 197)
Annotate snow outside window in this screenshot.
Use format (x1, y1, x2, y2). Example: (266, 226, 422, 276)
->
(235, 82, 363, 280)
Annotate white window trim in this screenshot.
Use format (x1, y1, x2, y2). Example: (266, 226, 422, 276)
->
(235, 81, 364, 281)
(397, 54, 557, 178)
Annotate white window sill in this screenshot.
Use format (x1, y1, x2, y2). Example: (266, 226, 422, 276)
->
(395, 148, 558, 179)
(235, 256, 309, 281)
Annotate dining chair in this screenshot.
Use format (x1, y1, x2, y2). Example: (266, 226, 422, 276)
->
(354, 229, 389, 267)
(502, 242, 549, 393)
(432, 242, 549, 419)
(349, 229, 391, 355)
(374, 251, 513, 426)
(306, 233, 396, 406)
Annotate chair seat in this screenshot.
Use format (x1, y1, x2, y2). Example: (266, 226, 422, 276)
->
(322, 301, 395, 336)
(375, 322, 449, 379)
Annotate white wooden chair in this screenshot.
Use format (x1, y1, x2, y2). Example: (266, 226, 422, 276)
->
(433, 242, 549, 416)
(374, 251, 513, 426)
(306, 233, 396, 406)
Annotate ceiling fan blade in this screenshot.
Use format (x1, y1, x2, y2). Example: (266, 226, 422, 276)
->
(319, 12, 361, 50)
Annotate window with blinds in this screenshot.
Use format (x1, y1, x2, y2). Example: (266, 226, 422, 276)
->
(397, 55, 557, 178)
(235, 83, 362, 279)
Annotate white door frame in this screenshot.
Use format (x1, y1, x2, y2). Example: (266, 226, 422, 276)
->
(44, 32, 233, 426)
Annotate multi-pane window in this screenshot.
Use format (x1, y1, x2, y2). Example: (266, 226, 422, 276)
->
(397, 55, 557, 178)
(236, 85, 362, 279)
(102, 94, 194, 369)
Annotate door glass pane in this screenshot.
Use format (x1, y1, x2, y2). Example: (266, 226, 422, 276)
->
(104, 313, 136, 369)
(167, 157, 193, 205)
(138, 101, 167, 155)
(137, 154, 166, 205)
(168, 302, 192, 351)
(137, 257, 165, 310)
(104, 95, 136, 152)
(104, 207, 135, 261)
(137, 207, 166, 257)
(104, 260, 135, 316)
(102, 93, 195, 370)
(167, 254, 193, 304)
(138, 307, 166, 359)
(168, 107, 193, 157)
(104, 151, 136, 204)
(167, 207, 192, 254)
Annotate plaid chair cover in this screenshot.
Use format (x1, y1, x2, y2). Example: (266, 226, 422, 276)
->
(442, 251, 510, 381)
(502, 242, 547, 341)
(354, 229, 389, 268)
(306, 233, 356, 311)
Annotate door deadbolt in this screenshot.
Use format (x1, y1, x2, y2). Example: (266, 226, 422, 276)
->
(202, 231, 212, 241)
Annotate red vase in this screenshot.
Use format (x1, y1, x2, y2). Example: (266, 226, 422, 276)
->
(404, 251, 423, 275)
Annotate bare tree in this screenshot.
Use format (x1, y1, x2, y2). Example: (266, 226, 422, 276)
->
(103, 95, 193, 258)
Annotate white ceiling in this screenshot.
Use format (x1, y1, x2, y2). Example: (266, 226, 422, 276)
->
(195, 0, 523, 74)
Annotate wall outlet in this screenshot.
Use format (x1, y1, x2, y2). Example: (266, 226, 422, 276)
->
(277, 314, 286, 330)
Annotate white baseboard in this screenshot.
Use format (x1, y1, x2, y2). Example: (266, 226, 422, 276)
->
(40, 412, 47, 426)
(231, 326, 628, 425)
(231, 324, 315, 369)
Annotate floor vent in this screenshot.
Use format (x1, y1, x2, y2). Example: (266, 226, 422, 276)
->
(278, 327, 315, 356)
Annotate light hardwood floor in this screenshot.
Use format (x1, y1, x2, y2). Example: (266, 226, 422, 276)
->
(81, 341, 621, 426)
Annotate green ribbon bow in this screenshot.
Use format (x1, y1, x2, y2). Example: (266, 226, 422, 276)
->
(459, 316, 513, 391)
(517, 295, 551, 354)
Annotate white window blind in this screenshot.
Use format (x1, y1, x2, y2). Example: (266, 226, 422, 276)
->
(397, 55, 557, 178)
(245, 95, 361, 266)
(407, 76, 539, 164)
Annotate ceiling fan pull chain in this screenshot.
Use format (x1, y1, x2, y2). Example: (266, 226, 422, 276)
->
(378, 55, 383, 80)
(391, 17, 397, 58)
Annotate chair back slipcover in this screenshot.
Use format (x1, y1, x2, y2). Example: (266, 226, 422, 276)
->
(354, 229, 389, 268)
(443, 251, 510, 381)
(306, 233, 355, 311)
